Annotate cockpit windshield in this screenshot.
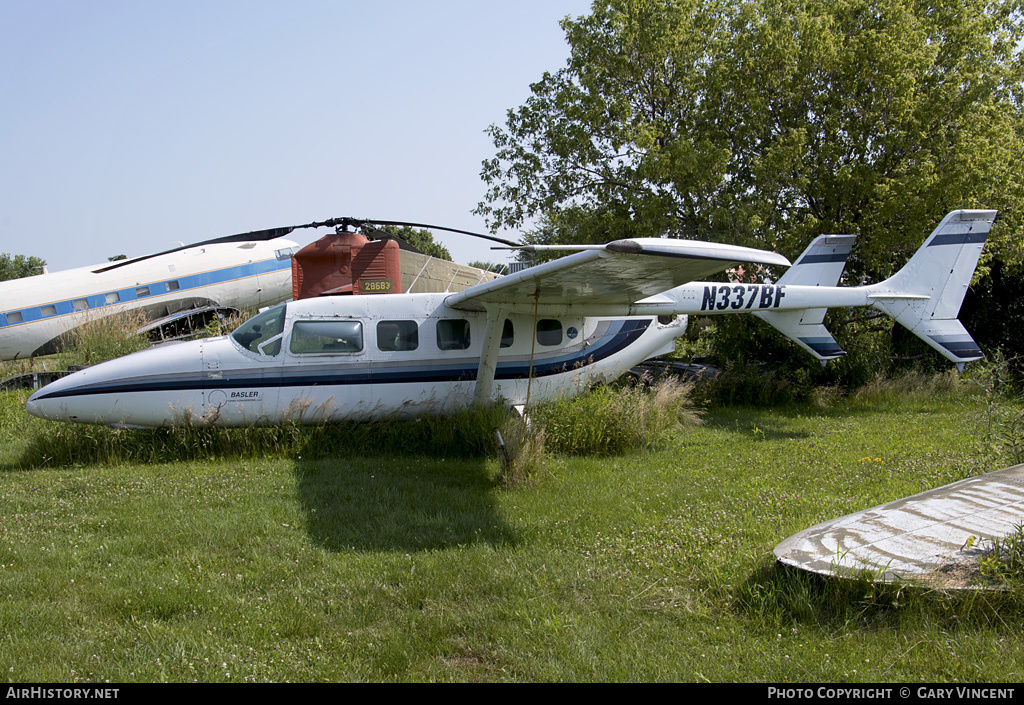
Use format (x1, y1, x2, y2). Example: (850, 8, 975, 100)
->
(230, 304, 286, 356)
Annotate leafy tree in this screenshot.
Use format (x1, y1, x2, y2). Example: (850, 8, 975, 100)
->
(477, 0, 1024, 376)
(375, 226, 453, 261)
(467, 260, 510, 275)
(961, 260, 1024, 382)
(479, 0, 1022, 274)
(0, 253, 46, 281)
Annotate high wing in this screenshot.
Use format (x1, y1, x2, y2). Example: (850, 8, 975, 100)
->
(445, 237, 792, 405)
(445, 238, 792, 314)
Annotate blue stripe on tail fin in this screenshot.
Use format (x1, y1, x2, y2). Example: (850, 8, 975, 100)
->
(869, 210, 995, 368)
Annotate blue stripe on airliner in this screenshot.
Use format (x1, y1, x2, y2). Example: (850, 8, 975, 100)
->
(0, 257, 291, 329)
(32, 320, 652, 401)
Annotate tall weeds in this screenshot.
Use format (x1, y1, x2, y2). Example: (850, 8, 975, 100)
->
(492, 416, 547, 488)
(979, 523, 1024, 589)
(14, 403, 517, 469)
(850, 369, 968, 406)
(531, 376, 702, 456)
(10, 377, 703, 480)
(0, 311, 151, 384)
(57, 309, 151, 367)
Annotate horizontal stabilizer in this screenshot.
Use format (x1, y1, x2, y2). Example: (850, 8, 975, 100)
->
(872, 302, 984, 370)
(754, 309, 846, 363)
(757, 234, 854, 362)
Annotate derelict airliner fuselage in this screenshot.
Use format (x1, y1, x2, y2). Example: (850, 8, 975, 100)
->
(0, 237, 299, 361)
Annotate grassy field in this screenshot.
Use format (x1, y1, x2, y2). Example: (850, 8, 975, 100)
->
(0, 379, 1022, 682)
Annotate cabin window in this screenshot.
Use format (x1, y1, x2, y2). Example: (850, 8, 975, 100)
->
(136, 286, 151, 298)
(536, 319, 563, 346)
(41, 305, 57, 317)
(500, 319, 514, 348)
(436, 319, 471, 351)
(377, 320, 418, 352)
(231, 304, 286, 356)
(105, 292, 120, 305)
(290, 320, 364, 355)
(6, 312, 22, 324)
(73, 298, 89, 312)
(166, 280, 180, 291)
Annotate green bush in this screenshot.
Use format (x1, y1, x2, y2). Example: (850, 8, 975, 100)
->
(531, 377, 702, 455)
(694, 363, 816, 407)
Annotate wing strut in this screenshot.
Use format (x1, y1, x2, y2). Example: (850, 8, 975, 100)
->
(473, 307, 508, 406)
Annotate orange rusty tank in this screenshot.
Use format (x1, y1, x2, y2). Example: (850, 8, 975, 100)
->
(291, 231, 401, 299)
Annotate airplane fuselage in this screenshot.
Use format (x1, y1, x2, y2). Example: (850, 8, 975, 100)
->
(26, 292, 686, 427)
(0, 239, 298, 360)
(24, 209, 995, 427)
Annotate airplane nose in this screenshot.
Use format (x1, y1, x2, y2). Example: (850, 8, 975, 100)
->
(26, 374, 77, 422)
(24, 394, 42, 419)
(24, 340, 205, 426)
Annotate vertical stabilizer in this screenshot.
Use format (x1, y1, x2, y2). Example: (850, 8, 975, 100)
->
(868, 210, 995, 369)
(776, 234, 856, 287)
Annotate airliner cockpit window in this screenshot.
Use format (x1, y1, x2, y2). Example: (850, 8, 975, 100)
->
(231, 304, 286, 356)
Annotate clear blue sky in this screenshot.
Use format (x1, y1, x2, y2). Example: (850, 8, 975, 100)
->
(0, 1, 594, 271)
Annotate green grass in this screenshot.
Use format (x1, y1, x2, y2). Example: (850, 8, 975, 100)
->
(978, 523, 1024, 589)
(0, 381, 1022, 682)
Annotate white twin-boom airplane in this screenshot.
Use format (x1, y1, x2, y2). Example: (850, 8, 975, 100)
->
(26, 210, 994, 428)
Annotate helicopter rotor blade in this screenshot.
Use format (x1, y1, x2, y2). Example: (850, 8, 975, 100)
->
(352, 219, 521, 248)
(93, 225, 301, 273)
(92, 217, 520, 274)
(359, 224, 424, 255)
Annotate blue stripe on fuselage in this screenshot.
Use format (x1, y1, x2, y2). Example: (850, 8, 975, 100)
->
(32, 319, 652, 400)
(0, 257, 290, 329)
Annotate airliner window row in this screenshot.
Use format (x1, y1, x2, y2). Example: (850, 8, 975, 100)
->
(1, 280, 183, 327)
(0, 254, 292, 328)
